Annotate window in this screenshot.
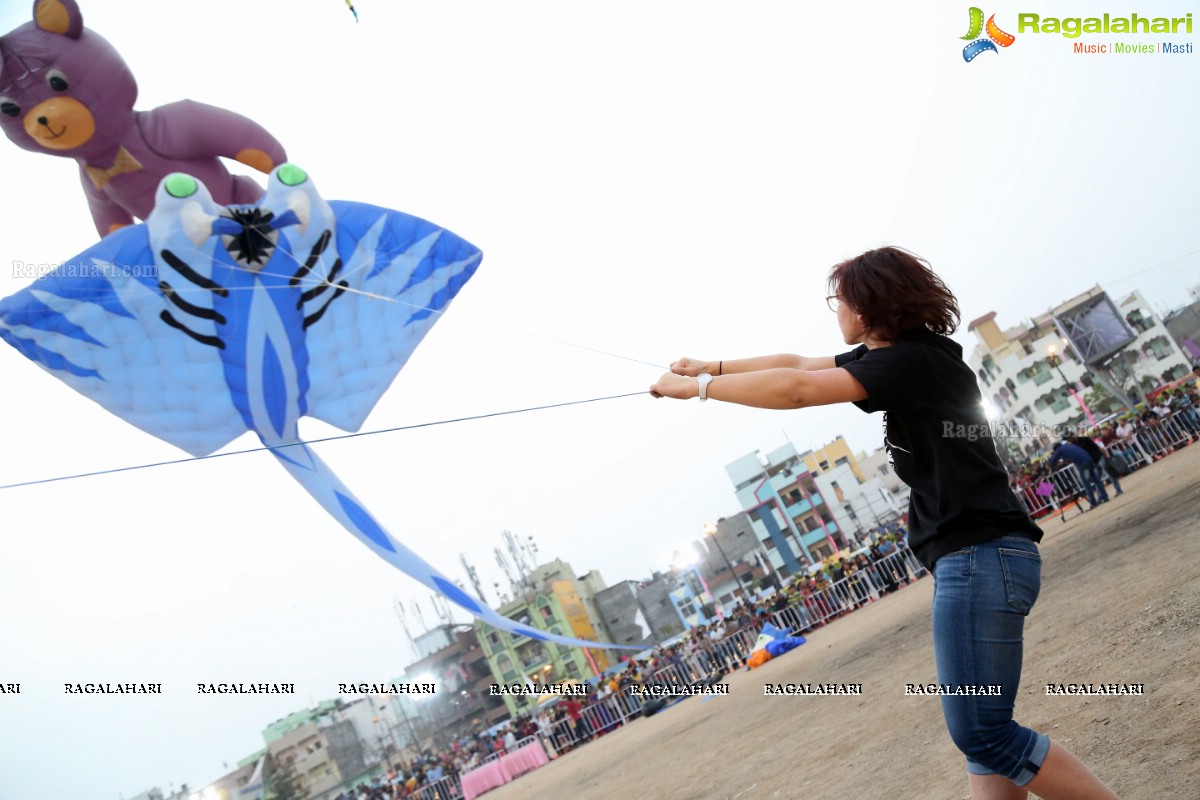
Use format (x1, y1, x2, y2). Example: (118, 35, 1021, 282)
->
(678, 597, 696, 617)
(496, 653, 515, 678)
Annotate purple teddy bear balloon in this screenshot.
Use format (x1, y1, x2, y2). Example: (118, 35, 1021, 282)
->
(0, 0, 287, 236)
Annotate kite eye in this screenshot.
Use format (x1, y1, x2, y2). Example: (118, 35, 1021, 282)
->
(0, 98, 19, 117)
(277, 164, 308, 186)
(46, 69, 69, 92)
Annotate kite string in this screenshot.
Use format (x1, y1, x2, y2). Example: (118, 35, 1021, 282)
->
(0, 391, 647, 491)
(153, 237, 669, 371)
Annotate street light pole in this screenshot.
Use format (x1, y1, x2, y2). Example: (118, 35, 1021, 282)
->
(1047, 343, 1096, 427)
(704, 523, 748, 599)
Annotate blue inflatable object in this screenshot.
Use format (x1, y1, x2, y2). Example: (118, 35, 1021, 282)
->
(0, 165, 639, 651)
(755, 622, 806, 657)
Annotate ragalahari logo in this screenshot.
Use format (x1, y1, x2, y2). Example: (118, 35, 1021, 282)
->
(961, 8, 1016, 61)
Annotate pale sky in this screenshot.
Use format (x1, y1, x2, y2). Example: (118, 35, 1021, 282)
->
(1, 1, 1197, 797)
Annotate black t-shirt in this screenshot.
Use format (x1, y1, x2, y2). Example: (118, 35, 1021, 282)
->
(1072, 437, 1104, 463)
(835, 329, 1042, 569)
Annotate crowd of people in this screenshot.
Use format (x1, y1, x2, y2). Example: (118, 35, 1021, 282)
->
(1009, 368, 1200, 512)
(335, 714, 543, 799)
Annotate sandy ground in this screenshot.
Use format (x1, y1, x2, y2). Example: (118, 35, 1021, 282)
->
(482, 444, 1200, 800)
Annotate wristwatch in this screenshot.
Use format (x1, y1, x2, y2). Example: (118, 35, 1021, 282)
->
(697, 373, 713, 402)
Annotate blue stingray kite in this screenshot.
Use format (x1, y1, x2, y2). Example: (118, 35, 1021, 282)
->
(0, 165, 635, 650)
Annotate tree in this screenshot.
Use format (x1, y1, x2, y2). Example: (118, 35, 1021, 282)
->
(1082, 382, 1124, 416)
(264, 752, 308, 800)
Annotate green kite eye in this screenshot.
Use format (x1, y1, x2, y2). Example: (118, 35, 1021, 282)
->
(277, 164, 308, 187)
(165, 173, 198, 198)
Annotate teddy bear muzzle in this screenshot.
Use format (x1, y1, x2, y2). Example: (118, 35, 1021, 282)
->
(22, 96, 95, 150)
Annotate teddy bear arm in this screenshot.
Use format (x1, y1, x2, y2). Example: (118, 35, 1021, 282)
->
(79, 167, 135, 237)
(138, 100, 287, 174)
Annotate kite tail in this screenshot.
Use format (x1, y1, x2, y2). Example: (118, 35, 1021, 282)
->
(270, 441, 642, 650)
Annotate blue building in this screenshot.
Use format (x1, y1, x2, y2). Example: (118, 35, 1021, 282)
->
(666, 565, 719, 628)
(726, 443, 845, 578)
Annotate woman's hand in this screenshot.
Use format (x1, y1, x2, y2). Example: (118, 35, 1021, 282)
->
(650, 372, 698, 399)
(669, 357, 712, 377)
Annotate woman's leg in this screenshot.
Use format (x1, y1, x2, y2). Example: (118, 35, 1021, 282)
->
(967, 773, 1027, 800)
(1023, 739, 1119, 799)
(969, 739, 1120, 799)
(933, 539, 1119, 799)
(932, 539, 1050, 788)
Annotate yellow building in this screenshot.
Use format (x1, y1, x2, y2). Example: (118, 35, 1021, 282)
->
(801, 436, 865, 483)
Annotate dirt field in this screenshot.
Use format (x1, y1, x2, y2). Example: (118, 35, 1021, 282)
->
(484, 445, 1200, 800)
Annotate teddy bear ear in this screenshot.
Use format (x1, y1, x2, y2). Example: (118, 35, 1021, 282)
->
(33, 0, 84, 40)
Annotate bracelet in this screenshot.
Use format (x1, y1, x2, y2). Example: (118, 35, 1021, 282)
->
(719, 361, 723, 376)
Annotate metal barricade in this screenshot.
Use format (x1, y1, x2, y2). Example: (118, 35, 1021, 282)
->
(547, 716, 579, 751)
(578, 697, 622, 737)
(1013, 464, 1085, 520)
(413, 773, 464, 800)
(744, 545, 923, 634)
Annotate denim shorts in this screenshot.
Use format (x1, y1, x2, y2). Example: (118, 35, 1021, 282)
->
(931, 535, 1051, 785)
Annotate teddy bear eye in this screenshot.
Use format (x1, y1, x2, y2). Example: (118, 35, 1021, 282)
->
(0, 97, 19, 117)
(46, 69, 69, 92)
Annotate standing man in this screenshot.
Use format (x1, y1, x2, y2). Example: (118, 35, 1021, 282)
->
(1070, 434, 1122, 497)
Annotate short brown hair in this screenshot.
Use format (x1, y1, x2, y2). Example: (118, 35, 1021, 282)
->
(827, 246, 960, 341)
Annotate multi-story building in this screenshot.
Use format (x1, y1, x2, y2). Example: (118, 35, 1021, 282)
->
(697, 513, 775, 608)
(593, 575, 689, 649)
(403, 624, 509, 743)
(525, 559, 616, 646)
(333, 692, 421, 767)
(968, 288, 1193, 455)
(811, 462, 903, 547)
(263, 718, 369, 800)
(476, 570, 614, 717)
(1164, 298, 1200, 363)
(857, 447, 912, 512)
(189, 757, 265, 800)
(665, 564, 719, 628)
(798, 436, 866, 483)
(726, 443, 845, 578)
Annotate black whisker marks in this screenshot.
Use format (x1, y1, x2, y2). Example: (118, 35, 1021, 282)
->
(290, 230, 332, 286)
(303, 281, 349, 329)
(159, 281, 227, 324)
(161, 250, 229, 297)
(160, 311, 226, 349)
